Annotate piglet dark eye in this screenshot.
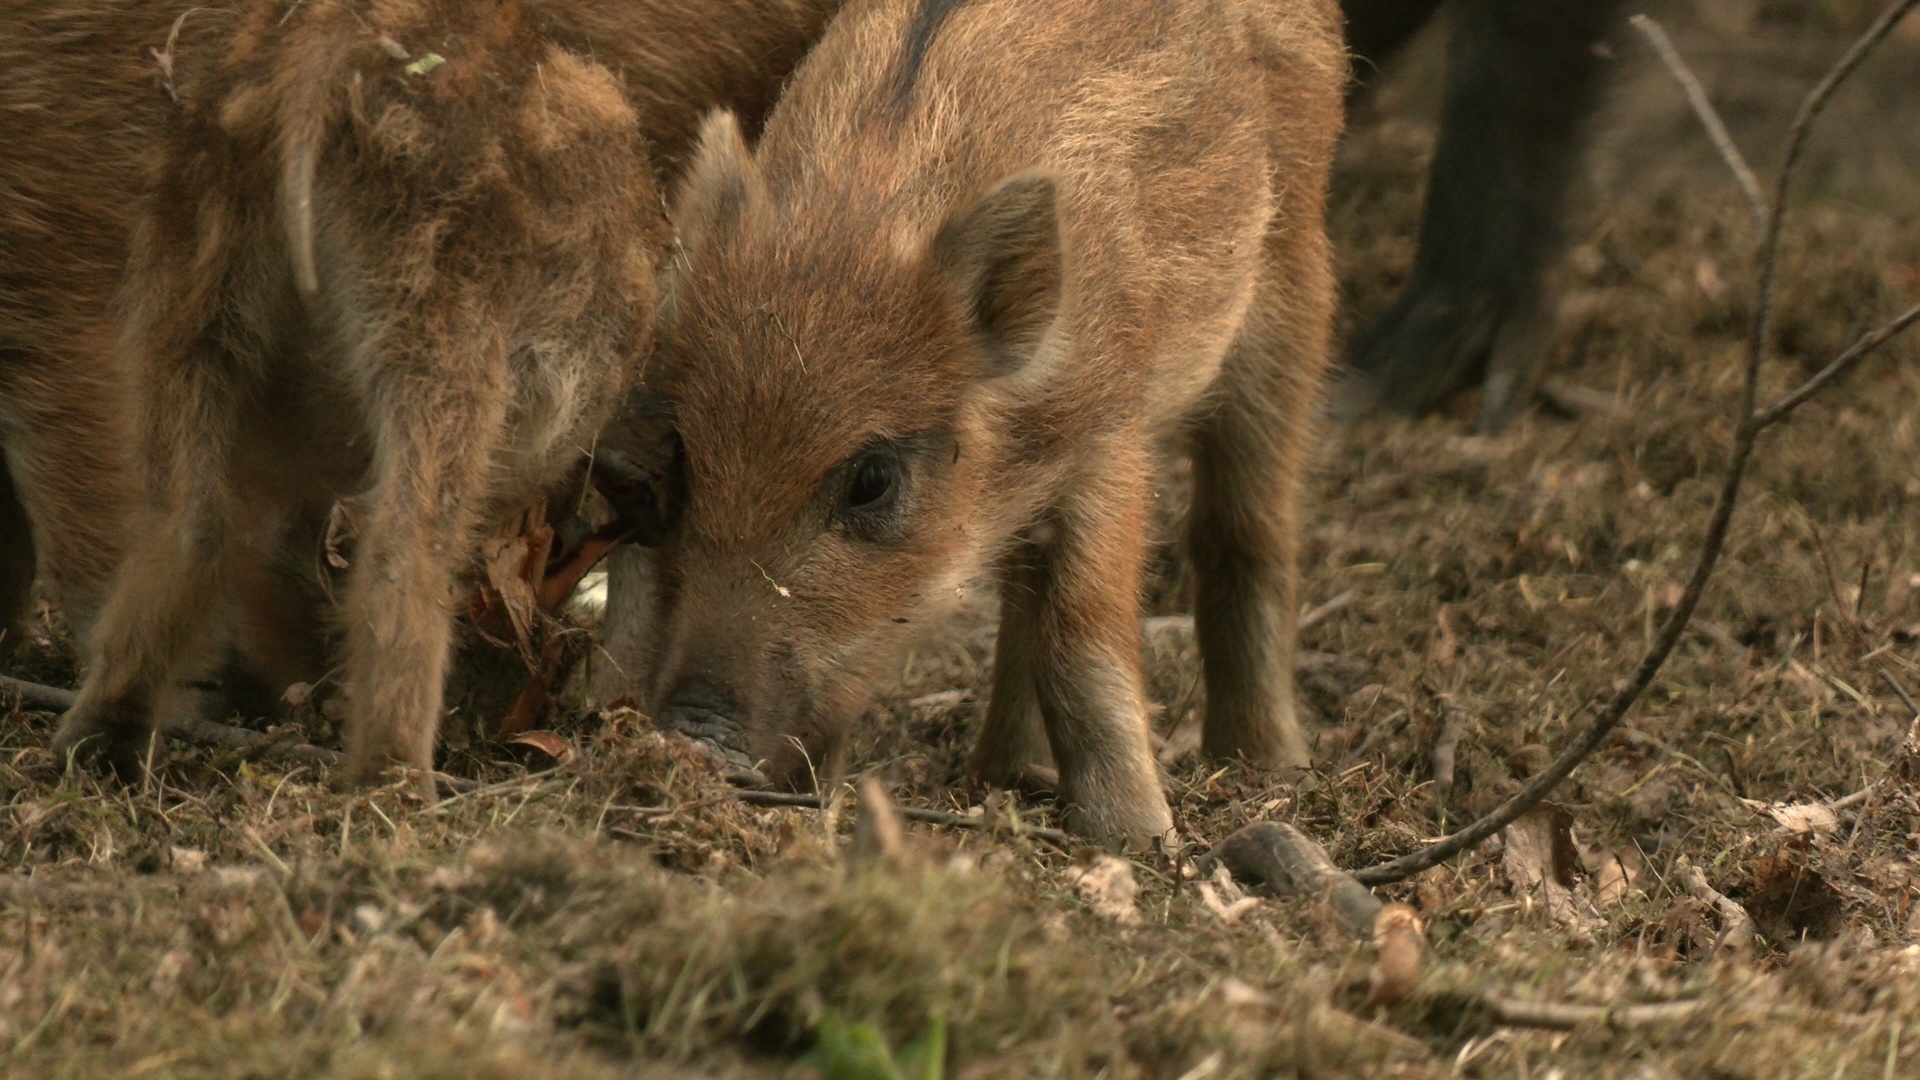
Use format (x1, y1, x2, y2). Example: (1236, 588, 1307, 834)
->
(846, 454, 899, 513)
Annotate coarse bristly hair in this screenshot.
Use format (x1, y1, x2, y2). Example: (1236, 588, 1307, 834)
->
(6, 0, 840, 794)
(600, 0, 1347, 846)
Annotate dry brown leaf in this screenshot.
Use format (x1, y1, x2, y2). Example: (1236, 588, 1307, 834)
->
(535, 516, 629, 613)
(1579, 841, 1642, 908)
(1425, 607, 1458, 668)
(1195, 865, 1262, 925)
(906, 689, 971, 709)
(323, 500, 359, 570)
(1503, 805, 1602, 934)
(1366, 902, 1425, 1008)
(475, 499, 554, 665)
(1503, 805, 1577, 889)
(1065, 852, 1140, 924)
(850, 775, 910, 869)
(1593, 854, 1633, 907)
(504, 730, 570, 761)
(1740, 798, 1840, 836)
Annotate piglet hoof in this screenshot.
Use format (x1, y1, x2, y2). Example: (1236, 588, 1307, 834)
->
(51, 705, 163, 785)
(342, 752, 440, 804)
(1060, 802, 1175, 855)
(1057, 781, 1175, 854)
(1201, 731, 1312, 778)
(652, 706, 769, 787)
(1010, 763, 1059, 798)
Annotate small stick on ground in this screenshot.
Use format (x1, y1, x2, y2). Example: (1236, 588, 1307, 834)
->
(0, 674, 77, 713)
(1628, 14, 1767, 230)
(849, 774, 911, 868)
(1881, 669, 1920, 718)
(1200, 822, 1425, 1006)
(1429, 697, 1468, 829)
(1202, 822, 1381, 928)
(176, 716, 346, 769)
(1831, 781, 1882, 811)
(1482, 992, 1706, 1030)
(1535, 378, 1629, 420)
(1297, 588, 1359, 633)
(1879, 669, 1920, 764)
(736, 788, 1074, 847)
(1675, 856, 1756, 955)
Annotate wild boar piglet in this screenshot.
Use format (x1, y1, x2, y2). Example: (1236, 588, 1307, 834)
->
(606, 0, 1347, 844)
(47, 0, 841, 795)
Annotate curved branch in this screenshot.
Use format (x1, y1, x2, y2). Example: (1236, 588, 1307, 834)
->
(1351, 0, 1920, 885)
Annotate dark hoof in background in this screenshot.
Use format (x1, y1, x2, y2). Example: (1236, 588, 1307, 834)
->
(1336, 289, 1551, 435)
(653, 705, 768, 787)
(1336, 0, 1623, 435)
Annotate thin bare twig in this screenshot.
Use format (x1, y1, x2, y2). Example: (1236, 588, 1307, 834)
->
(1747, 0, 1920, 419)
(1428, 696, 1468, 829)
(1200, 822, 1426, 1007)
(734, 788, 1074, 846)
(174, 716, 345, 768)
(1482, 992, 1706, 1030)
(1298, 588, 1359, 633)
(1880, 669, 1920, 717)
(1675, 856, 1756, 954)
(0, 674, 78, 713)
(1831, 782, 1881, 810)
(1759, 301, 1920, 425)
(1352, 0, 1920, 886)
(1629, 15, 1767, 231)
(1201, 821, 1381, 929)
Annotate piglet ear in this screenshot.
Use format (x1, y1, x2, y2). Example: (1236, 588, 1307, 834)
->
(671, 110, 759, 250)
(930, 170, 1063, 377)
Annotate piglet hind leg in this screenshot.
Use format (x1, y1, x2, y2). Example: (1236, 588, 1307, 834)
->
(999, 472, 1173, 849)
(1188, 223, 1337, 773)
(965, 546, 1058, 790)
(0, 457, 36, 661)
(54, 359, 238, 781)
(337, 373, 509, 802)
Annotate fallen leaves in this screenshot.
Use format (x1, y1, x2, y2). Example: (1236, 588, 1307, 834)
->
(1366, 903, 1425, 1008)
(1675, 856, 1756, 955)
(1501, 805, 1603, 936)
(1579, 841, 1644, 909)
(850, 775, 911, 871)
(473, 500, 555, 667)
(1740, 797, 1841, 837)
(1065, 851, 1141, 925)
(1194, 866, 1261, 926)
(1199, 822, 1428, 1009)
(504, 730, 571, 762)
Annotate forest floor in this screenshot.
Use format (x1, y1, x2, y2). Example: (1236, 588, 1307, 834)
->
(7, 4, 1920, 1078)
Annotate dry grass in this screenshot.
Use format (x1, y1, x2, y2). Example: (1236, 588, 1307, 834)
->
(9, 5, 1920, 1077)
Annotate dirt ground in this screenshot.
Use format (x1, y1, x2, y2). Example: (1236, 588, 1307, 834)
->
(8, 4, 1920, 1077)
